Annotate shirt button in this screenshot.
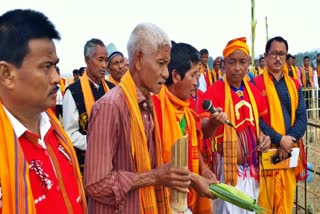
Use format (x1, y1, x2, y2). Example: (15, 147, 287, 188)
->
(56, 186, 60, 191)
(143, 102, 147, 107)
(44, 151, 49, 156)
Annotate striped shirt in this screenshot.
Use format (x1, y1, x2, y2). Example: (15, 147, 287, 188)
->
(84, 86, 156, 214)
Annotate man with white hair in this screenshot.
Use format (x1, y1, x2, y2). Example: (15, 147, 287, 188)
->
(85, 23, 191, 213)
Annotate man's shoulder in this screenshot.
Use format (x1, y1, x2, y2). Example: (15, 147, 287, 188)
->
(104, 79, 116, 89)
(66, 79, 81, 92)
(95, 86, 124, 106)
(206, 80, 224, 93)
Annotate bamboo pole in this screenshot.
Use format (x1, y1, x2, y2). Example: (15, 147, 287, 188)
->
(265, 16, 269, 43)
(251, 0, 257, 76)
(171, 135, 189, 213)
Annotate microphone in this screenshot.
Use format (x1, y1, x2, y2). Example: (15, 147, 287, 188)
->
(202, 99, 234, 128)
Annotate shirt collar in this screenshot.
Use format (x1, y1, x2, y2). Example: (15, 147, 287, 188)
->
(136, 87, 153, 109)
(268, 71, 284, 81)
(87, 76, 101, 89)
(3, 105, 52, 141)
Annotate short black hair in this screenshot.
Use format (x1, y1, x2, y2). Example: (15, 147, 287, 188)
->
(73, 69, 80, 75)
(165, 42, 200, 86)
(259, 56, 265, 62)
(0, 9, 60, 68)
(286, 54, 293, 61)
(199, 49, 209, 57)
(265, 36, 288, 54)
(303, 56, 310, 61)
(78, 67, 86, 76)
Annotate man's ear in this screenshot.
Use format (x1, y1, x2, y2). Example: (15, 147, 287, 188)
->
(171, 69, 181, 84)
(135, 50, 143, 71)
(85, 56, 91, 65)
(0, 61, 16, 89)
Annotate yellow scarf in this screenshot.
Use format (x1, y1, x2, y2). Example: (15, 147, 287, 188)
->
(158, 86, 199, 174)
(257, 67, 264, 76)
(60, 78, 66, 96)
(283, 64, 297, 79)
(199, 64, 213, 85)
(80, 70, 110, 117)
(212, 69, 222, 82)
(157, 86, 212, 213)
(0, 103, 86, 214)
(119, 72, 170, 214)
(301, 66, 313, 87)
(107, 75, 119, 86)
(260, 70, 306, 213)
(262, 70, 306, 176)
(222, 76, 260, 186)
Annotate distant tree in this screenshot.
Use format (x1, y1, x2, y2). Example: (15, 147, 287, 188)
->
(208, 56, 213, 70)
(295, 51, 318, 67)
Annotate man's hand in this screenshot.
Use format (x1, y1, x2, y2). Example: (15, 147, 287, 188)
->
(280, 135, 296, 153)
(190, 172, 218, 199)
(208, 107, 228, 127)
(277, 147, 291, 161)
(154, 163, 191, 193)
(257, 132, 271, 152)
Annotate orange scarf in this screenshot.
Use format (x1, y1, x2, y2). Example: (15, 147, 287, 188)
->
(212, 69, 222, 82)
(317, 65, 320, 78)
(223, 37, 249, 58)
(119, 72, 170, 214)
(60, 78, 66, 96)
(257, 67, 264, 76)
(199, 64, 213, 85)
(80, 70, 110, 117)
(107, 75, 119, 86)
(158, 86, 199, 174)
(301, 66, 313, 87)
(222, 76, 260, 186)
(262, 70, 306, 179)
(157, 86, 212, 213)
(283, 64, 297, 79)
(0, 102, 86, 214)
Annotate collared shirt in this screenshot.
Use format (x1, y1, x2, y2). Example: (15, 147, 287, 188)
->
(259, 74, 307, 145)
(3, 106, 50, 148)
(1, 105, 83, 213)
(84, 86, 156, 214)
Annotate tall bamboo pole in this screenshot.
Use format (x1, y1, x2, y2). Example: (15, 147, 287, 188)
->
(251, 0, 257, 76)
(265, 16, 269, 43)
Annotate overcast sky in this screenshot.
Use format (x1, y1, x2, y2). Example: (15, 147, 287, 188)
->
(2, 0, 319, 76)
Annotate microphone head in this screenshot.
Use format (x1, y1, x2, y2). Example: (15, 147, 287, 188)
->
(202, 99, 212, 112)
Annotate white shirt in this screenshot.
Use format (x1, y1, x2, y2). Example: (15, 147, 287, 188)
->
(3, 105, 51, 149)
(56, 85, 63, 105)
(62, 89, 87, 151)
(198, 73, 207, 92)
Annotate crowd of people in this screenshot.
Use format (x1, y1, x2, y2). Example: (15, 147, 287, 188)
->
(0, 8, 310, 214)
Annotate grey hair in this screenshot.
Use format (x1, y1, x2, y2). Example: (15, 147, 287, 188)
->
(127, 23, 171, 65)
(84, 38, 105, 58)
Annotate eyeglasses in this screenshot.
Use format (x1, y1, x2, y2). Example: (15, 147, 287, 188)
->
(268, 51, 287, 59)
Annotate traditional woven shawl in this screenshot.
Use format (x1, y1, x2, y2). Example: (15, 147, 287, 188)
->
(0, 102, 86, 213)
(222, 76, 260, 186)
